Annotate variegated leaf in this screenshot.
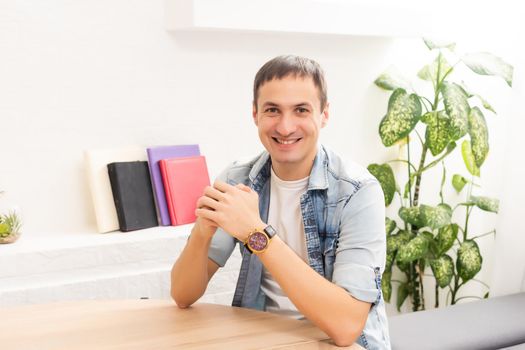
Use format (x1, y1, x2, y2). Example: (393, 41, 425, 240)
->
(397, 283, 409, 311)
(419, 204, 452, 230)
(423, 38, 456, 51)
(441, 82, 470, 140)
(379, 89, 422, 147)
(452, 174, 468, 193)
(397, 235, 429, 263)
(423, 111, 451, 156)
(430, 255, 454, 288)
(382, 271, 392, 302)
(368, 163, 396, 206)
(476, 95, 496, 114)
(459, 81, 496, 113)
(399, 206, 422, 227)
(461, 140, 480, 176)
(385, 217, 397, 236)
(471, 195, 499, 213)
(462, 52, 514, 87)
(418, 53, 453, 83)
(435, 223, 458, 255)
(374, 66, 411, 91)
(468, 107, 489, 167)
(457, 240, 482, 282)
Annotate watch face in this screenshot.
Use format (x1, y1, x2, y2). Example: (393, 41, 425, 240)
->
(247, 231, 268, 252)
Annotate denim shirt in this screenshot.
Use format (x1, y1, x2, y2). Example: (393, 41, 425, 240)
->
(208, 145, 391, 349)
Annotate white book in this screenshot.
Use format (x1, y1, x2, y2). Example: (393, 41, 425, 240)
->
(84, 147, 147, 233)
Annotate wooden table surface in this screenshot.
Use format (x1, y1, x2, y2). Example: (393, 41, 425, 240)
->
(1, 299, 362, 349)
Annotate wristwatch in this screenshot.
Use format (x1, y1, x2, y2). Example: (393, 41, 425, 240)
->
(244, 225, 277, 254)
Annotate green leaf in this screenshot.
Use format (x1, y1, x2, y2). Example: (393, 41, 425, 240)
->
(418, 53, 453, 83)
(423, 38, 456, 51)
(461, 140, 480, 176)
(382, 271, 392, 303)
(462, 52, 514, 87)
(476, 95, 496, 114)
(385, 217, 397, 236)
(452, 174, 468, 193)
(397, 283, 409, 311)
(368, 163, 397, 206)
(399, 206, 422, 227)
(468, 107, 489, 167)
(435, 224, 458, 255)
(430, 255, 454, 288)
(374, 66, 411, 91)
(459, 81, 497, 114)
(423, 111, 451, 156)
(441, 82, 470, 141)
(419, 204, 452, 230)
(379, 89, 422, 147)
(397, 235, 430, 263)
(0, 223, 9, 234)
(471, 195, 499, 213)
(457, 240, 483, 282)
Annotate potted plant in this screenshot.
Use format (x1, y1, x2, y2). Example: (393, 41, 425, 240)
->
(368, 38, 513, 311)
(0, 191, 22, 244)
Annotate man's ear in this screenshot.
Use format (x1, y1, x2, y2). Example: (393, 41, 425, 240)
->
(252, 102, 258, 126)
(321, 102, 330, 128)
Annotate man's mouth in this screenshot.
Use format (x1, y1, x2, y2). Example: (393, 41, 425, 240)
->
(272, 137, 301, 145)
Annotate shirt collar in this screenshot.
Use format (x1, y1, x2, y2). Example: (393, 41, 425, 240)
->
(248, 144, 329, 191)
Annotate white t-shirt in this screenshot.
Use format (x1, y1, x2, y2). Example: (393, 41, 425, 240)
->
(260, 167, 309, 319)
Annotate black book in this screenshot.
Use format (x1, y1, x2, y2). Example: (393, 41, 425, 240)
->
(107, 161, 158, 232)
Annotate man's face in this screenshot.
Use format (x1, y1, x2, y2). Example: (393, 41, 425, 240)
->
(253, 75, 329, 179)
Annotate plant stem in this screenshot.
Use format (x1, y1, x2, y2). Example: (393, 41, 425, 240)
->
(435, 284, 439, 308)
(471, 229, 496, 241)
(387, 159, 417, 172)
(418, 260, 425, 310)
(407, 136, 413, 207)
(455, 296, 482, 303)
(471, 278, 490, 289)
(439, 162, 446, 204)
(413, 144, 428, 207)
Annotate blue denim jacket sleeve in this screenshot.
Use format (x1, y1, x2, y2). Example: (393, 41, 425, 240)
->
(207, 162, 237, 267)
(332, 178, 386, 305)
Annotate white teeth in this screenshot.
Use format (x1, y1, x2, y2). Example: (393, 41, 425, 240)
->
(276, 138, 299, 144)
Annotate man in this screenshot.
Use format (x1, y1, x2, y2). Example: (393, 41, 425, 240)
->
(171, 55, 390, 349)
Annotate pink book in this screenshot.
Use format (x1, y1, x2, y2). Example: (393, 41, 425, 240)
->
(159, 156, 210, 226)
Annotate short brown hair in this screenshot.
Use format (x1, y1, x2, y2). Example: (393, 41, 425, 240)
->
(253, 55, 327, 111)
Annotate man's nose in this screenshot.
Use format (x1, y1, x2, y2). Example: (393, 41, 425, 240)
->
(275, 113, 296, 136)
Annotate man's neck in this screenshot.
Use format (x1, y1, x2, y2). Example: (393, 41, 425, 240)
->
(271, 160, 314, 181)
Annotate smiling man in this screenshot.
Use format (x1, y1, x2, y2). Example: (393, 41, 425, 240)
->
(170, 55, 391, 349)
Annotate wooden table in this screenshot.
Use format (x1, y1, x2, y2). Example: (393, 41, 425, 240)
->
(1, 300, 363, 349)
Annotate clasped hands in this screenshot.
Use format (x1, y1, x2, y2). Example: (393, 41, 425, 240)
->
(195, 180, 265, 242)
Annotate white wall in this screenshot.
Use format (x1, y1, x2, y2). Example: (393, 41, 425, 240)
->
(0, 0, 523, 299)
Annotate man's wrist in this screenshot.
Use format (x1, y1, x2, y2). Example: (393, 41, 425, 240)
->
(190, 225, 214, 245)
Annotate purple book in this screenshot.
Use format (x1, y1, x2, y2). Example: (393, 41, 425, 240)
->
(147, 144, 201, 226)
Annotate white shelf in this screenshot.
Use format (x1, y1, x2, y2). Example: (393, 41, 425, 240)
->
(165, 0, 433, 38)
(0, 226, 242, 307)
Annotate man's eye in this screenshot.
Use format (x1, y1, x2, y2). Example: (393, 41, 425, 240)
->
(296, 107, 309, 113)
(265, 108, 278, 113)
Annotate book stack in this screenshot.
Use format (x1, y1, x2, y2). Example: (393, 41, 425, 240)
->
(84, 144, 210, 233)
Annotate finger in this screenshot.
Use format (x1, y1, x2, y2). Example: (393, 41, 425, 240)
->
(196, 196, 221, 210)
(213, 180, 235, 193)
(195, 207, 221, 223)
(204, 185, 226, 201)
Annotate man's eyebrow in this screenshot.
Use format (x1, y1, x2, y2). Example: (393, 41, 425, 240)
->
(262, 102, 279, 107)
(294, 102, 313, 108)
